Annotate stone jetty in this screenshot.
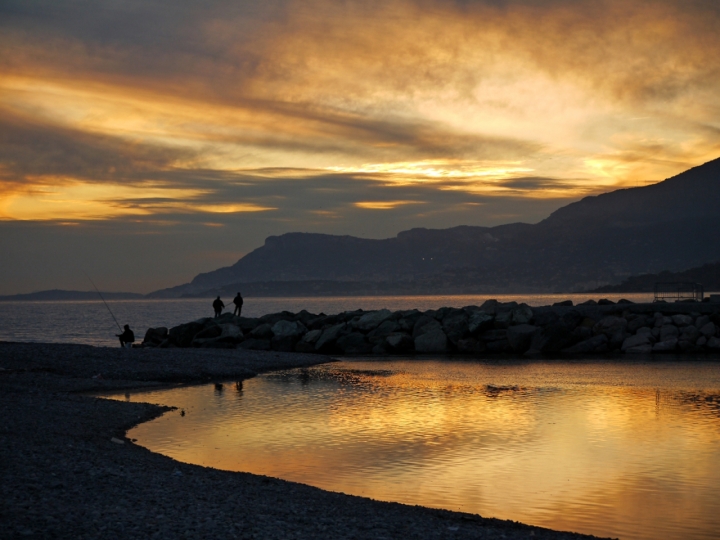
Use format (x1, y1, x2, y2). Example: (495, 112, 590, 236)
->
(141, 299, 720, 355)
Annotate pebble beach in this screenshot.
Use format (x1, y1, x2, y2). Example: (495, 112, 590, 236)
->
(0, 342, 608, 539)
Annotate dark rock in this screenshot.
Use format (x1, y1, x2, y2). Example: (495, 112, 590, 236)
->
(511, 304, 534, 324)
(660, 324, 679, 341)
(530, 323, 575, 353)
(259, 311, 296, 325)
(622, 334, 652, 351)
(397, 310, 422, 332)
(250, 323, 274, 340)
(571, 326, 592, 341)
(367, 320, 401, 339)
(385, 333, 414, 352)
(560, 310, 583, 330)
(579, 299, 598, 305)
(479, 329, 507, 341)
(337, 332, 373, 354)
(593, 316, 627, 337)
(618, 298, 634, 304)
(479, 299, 500, 314)
(672, 314, 693, 327)
(442, 313, 469, 344)
(294, 309, 317, 326)
(680, 325, 700, 344)
(294, 341, 317, 353)
(507, 324, 537, 353)
(456, 338, 486, 353)
(598, 299, 615, 305)
(235, 317, 260, 332)
(355, 310, 393, 331)
(553, 300, 573, 307)
(315, 323, 347, 353)
(533, 310, 560, 327)
(271, 320, 307, 339)
(562, 334, 608, 353)
(700, 322, 717, 338)
(627, 316, 650, 334)
(237, 338, 271, 351)
(193, 324, 222, 341)
(468, 311, 494, 334)
(300, 329, 323, 345)
(168, 321, 205, 347)
(414, 329, 448, 353)
(142, 327, 168, 345)
(652, 338, 678, 352)
(494, 310, 513, 328)
(413, 317, 442, 338)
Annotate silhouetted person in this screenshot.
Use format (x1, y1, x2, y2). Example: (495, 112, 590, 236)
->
(117, 324, 135, 348)
(232, 292, 244, 316)
(213, 296, 225, 318)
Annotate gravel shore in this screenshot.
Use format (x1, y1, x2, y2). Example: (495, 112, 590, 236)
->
(0, 342, 609, 539)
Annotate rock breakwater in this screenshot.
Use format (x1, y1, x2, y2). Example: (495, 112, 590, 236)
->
(141, 299, 720, 356)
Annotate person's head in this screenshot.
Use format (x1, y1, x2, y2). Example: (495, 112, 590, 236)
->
(124, 324, 130, 329)
(216, 296, 220, 299)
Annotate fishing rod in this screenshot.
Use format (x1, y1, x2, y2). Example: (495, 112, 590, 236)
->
(84, 272, 123, 333)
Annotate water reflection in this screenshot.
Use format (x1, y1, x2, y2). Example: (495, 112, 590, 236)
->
(102, 360, 720, 540)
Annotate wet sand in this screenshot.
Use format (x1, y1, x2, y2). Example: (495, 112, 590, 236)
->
(0, 342, 609, 539)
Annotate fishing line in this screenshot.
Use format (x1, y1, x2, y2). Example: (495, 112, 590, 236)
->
(84, 272, 123, 332)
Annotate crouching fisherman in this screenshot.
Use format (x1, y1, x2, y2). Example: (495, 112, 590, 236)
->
(117, 324, 135, 348)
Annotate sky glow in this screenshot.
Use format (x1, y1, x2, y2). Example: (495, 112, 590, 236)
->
(1, 0, 719, 293)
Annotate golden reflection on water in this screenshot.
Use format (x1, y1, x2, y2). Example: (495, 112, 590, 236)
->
(104, 360, 720, 540)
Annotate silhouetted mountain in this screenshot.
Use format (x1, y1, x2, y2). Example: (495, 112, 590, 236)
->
(0, 290, 144, 301)
(591, 263, 720, 293)
(150, 157, 720, 297)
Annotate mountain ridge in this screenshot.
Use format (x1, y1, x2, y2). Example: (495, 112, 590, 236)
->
(150, 157, 720, 297)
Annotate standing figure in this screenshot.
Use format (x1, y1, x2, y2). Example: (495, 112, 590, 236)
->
(232, 292, 244, 316)
(117, 324, 135, 348)
(212, 296, 225, 318)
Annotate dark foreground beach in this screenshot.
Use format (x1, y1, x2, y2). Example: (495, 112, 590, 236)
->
(0, 343, 608, 540)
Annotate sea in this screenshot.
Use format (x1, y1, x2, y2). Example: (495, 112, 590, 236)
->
(0, 293, 659, 347)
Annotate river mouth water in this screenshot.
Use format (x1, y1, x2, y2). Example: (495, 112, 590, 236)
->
(103, 359, 720, 540)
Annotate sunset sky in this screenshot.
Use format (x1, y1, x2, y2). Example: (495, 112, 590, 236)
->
(2, 0, 719, 294)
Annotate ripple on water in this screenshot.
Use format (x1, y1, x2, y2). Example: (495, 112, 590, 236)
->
(102, 359, 720, 540)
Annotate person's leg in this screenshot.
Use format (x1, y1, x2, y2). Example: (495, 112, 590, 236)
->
(119, 337, 124, 348)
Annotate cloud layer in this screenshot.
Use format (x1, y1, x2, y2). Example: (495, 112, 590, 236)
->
(1, 0, 719, 292)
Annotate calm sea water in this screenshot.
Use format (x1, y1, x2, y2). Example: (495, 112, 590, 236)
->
(0, 293, 656, 346)
(103, 359, 720, 540)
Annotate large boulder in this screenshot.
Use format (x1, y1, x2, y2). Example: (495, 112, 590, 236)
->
(413, 318, 443, 338)
(271, 320, 307, 339)
(660, 325, 679, 342)
(679, 325, 700, 344)
(385, 333, 414, 352)
(143, 327, 168, 345)
(700, 322, 717, 338)
(315, 323, 347, 353)
(622, 334, 651, 351)
(653, 338, 678, 352)
(468, 311, 494, 334)
(414, 329, 449, 353)
(442, 313, 469, 344)
(707, 337, 720, 350)
(593, 316, 627, 337)
(251, 323, 274, 339)
(355, 309, 393, 331)
(300, 329, 323, 345)
(672, 314, 693, 327)
(530, 323, 575, 353)
(368, 320, 401, 339)
(507, 324, 537, 353)
(168, 321, 205, 347)
(627, 316, 650, 334)
(337, 333, 373, 354)
(193, 324, 223, 341)
(259, 311, 297, 326)
(456, 338, 486, 353)
(562, 334, 608, 353)
(511, 304, 534, 325)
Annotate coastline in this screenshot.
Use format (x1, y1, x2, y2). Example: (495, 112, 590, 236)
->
(0, 342, 607, 540)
